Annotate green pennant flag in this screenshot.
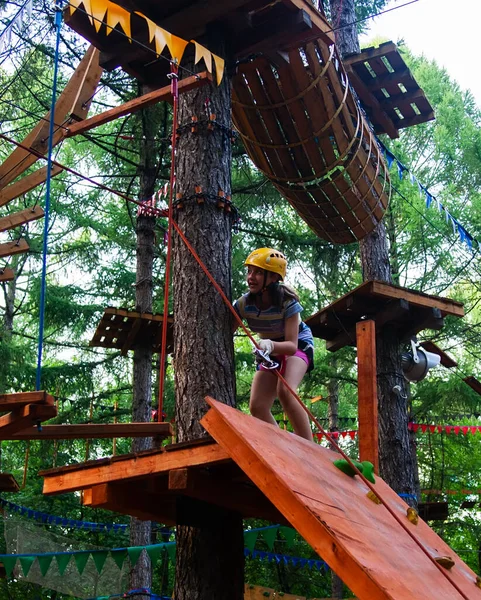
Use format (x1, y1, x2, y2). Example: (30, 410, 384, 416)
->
(2, 556, 17, 578)
(146, 545, 163, 565)
(19, 556, 35, 577)
(37, 555, 54, 577)
(74, 552, 90, 575)
(127, 546, 144, 567)
(91, 550, 109, 574)
(110, 549, 127, 570)
(261, 527, 278, 550)
(56, 553, 72, 576)
(165, 542, 176, 562)
(279, 526, 296, 549)
(243, 530, 258, 553)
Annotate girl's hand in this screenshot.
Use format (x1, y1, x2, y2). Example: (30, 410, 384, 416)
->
(257, 339, 274, 355)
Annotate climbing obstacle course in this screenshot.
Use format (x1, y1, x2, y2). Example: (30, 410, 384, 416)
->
(41, 398, 481, 600)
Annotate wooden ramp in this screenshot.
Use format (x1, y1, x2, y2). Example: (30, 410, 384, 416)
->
(201, 399, 480, 600)
(41, 399, 481, 600)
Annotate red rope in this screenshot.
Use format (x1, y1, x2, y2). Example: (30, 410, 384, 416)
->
(170, 218, 473, 599)
(157, 63, 179, 421)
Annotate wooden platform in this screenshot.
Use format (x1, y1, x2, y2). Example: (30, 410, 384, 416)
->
(0, 392, 57, 438)
(90, 307, 174, 355)
(305, 280, 464, 351)
(42, 398, 481, 600)
(344, 42, 435, 139)
(64, 0, 334, 84)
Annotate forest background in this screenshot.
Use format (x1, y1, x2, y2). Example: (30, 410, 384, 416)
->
(1, 0, 481, 598)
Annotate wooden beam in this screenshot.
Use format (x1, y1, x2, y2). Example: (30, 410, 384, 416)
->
(8, 422, 173, 440)
(0, 46, 102, 188)
(356, 320, 379, 473)
(0, 268, 14, 282)
(343, 42, 398, 65)
(420, 341, 457, 368)
(83, 482, 176, 524)
(0, 239, 29, 258)
(0, 206, 45, 233)
(0, 403, 57, 438)
(0, 472, 20, 492)
(66, 71, 211, 138)
(167, 467, 288, 523)
(42, 442, 231, 495)
(368, 281, 464, 317)
(0, 165, 63, 208)
(463, 376, 481, 396)
(0, 391, 54, 411)
(120, 316, 143, 356)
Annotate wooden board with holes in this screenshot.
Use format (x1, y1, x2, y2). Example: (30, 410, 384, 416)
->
(201, 398, 481, 600)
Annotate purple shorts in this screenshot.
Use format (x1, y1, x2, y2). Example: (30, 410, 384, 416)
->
(259, 349, 310, 375)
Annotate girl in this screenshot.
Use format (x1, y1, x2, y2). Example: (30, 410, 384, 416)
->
(233, 248, 314, 441)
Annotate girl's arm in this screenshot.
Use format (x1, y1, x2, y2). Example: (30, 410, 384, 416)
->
(266, 313, 298, 356)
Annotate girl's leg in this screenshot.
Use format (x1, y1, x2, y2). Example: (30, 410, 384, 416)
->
(250, 369, 278, 427)
(277, 356, 313, 441)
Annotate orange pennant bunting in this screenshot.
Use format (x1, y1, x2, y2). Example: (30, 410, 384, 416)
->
(105, 1, 131, 40)
(68, 0, 94, 26)
(212, 52, 225, 86)
(90, 0, 109, 33)
(166, 33, 189, 64)
(191, 40, 213, 74)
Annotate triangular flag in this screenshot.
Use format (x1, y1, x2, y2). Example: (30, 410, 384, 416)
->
(146, 545, 163, 565)
(445, 425, 452, 434)
(139, 16, 170, 56)
(74, 552, 91, 575)
(461, 426, 469, 436)
(91, 550, 109, 574)
(165, 542, 176, 562)
(212, 53, 225, 86)
(19, 556, 35, 576)
(90, 0, 109, 33)
(470, 426, 478, 435)
(429, 425, 436, 434)
(261, 527, 277, 550)
(279, 527, 296, 549)
(191, 40, 212, 74)
(105, 2, 131, 40)
(2, 556, 17, 578)
(110, 549, 127, 570)
(243, 530, 258, 553)
(37, 555, 53, 576)
(127, 546, 145, 567)
(56, 553, 72, 575)
(420, 424, 428, 433)
(166, 33, 189, 64)
(349, 431, 356, 440)
(68, 0, 93, 25)
(454, 426, 461, 435)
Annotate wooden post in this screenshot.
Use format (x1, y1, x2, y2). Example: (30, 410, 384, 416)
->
(356, 320, 379, 473)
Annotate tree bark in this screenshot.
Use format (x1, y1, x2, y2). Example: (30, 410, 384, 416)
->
(172, 28, 244, 600)
(328, 0, 418, 507)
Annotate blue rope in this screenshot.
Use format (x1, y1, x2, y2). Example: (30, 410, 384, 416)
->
(35, 2, 62, 391)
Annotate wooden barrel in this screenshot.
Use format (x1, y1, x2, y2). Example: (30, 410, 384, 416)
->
(232, 41, 391, 244)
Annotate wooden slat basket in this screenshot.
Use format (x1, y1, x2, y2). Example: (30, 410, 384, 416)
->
(232, 41, 391, 244)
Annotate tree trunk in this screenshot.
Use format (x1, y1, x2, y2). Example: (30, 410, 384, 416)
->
(172, 28, 244, 600)
(329, 0, 418, 506)
(129, 88, 161, 600)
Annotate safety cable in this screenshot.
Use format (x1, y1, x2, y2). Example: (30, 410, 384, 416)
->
(157, 63, 179, 421)
(170, 216, 473, 600)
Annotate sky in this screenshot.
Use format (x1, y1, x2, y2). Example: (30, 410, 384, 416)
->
(359, 0, 481, 106)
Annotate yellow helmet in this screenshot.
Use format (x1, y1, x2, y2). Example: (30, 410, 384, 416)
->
(245, 248, 287, 280)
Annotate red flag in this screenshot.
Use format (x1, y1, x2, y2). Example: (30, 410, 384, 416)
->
(341, 431, 348, 438)
(420, 424, 428, 433)
(349, 431, 356, 440)
(408, 422, 414, 430)
(412, 423, 420, 433)
(429, 425, 436, 434)
(470, 426, 478, 435)
(445, 425, 452, 434)
(462, 426, 469, 435)
(437, 425, 443, 433)
(454, 426, 461, 435)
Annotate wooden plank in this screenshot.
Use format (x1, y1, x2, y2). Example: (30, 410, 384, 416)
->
(419, 341, 457, 368)
(0, 46, 102, 188)
(0, 238, 29, 258)
(356, 320, 379, 473)
(0, 268, 14, 282)
(201, 398, 481, 600)
(42, 442, 231, 495)
(0, 165, 63, 208)
(0, 391, 54, 411)
(8, 422, 173, 440)
(463, 376, 481, 396)
(0, 403, 57, 438)
(0, 206, 45, 233)
(66, 71, 211, 138)
(83, 482, 176, 524)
